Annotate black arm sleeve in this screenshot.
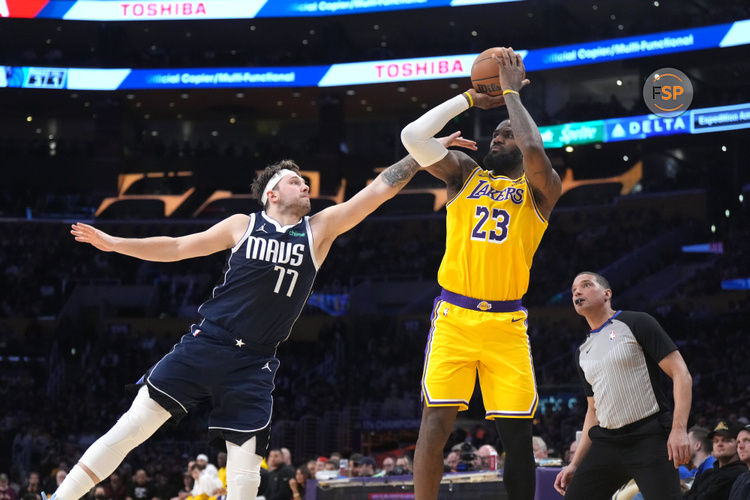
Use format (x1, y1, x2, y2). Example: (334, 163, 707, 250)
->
(629, 312, 678, 362)
(575, 348, 594, 397)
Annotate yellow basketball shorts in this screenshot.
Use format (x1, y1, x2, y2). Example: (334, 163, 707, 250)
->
(421, 293, 538, 419)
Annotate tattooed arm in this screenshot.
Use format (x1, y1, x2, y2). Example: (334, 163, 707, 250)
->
(309, 131, 475, 264)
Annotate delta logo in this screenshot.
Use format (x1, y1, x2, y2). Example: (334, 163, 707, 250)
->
(0, 0, 49, 18)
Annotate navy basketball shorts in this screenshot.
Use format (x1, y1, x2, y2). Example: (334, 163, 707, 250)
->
(138, 320, 279, 447)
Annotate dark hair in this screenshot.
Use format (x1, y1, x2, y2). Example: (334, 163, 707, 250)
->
(689, 425, 712, 453)
(575, 271, 611, 290)
(250, 160, 302, 210)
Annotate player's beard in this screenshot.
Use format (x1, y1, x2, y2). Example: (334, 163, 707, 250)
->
(483, 147, 523, 176)
(279, 196, 311, 218)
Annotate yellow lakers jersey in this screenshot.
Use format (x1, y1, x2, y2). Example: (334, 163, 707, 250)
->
(437, 166, 548, 301)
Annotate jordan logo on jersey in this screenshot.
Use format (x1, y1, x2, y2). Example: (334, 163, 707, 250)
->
(261, 362, 272, 372)
(466, 180, 524, 204)
(257, 223, 268, 233)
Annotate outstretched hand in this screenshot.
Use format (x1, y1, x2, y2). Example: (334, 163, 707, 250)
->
(71, 222, 116, 252)
(437, 131, 477, 151)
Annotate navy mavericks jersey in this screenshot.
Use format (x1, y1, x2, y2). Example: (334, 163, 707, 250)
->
(197, 212, 319, 347)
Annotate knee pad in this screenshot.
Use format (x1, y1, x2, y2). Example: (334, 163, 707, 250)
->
(80, 386, 170, 480)
(226, 437, 263, 500)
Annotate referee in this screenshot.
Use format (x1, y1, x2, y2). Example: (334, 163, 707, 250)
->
(554, 272, 693, 499)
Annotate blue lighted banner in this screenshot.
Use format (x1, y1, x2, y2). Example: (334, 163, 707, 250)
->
(1, 0, 522, 20)
(690, 103, 750, 134)
(603, 114, 690, 143)
(722, 278, 750, 291)
(2, 19, 750, 89)
(681, 242, 724, 254)
(539, 103, 750, 147)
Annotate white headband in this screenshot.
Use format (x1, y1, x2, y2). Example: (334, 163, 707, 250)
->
(260, 169, 300, 205)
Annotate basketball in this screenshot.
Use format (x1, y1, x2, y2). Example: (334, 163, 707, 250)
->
(471, 47, 504, 96)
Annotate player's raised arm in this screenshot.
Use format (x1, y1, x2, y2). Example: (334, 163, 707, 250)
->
(494, 48, 561, 218)
(309, 132, 475, 261)
(400, 89, 506, 196)
(70, 213, 250, 262)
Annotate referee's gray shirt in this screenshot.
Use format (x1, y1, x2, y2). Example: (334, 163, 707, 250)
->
(575, 310, 677, 430)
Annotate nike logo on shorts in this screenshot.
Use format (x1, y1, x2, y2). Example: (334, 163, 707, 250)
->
(511, 317, 524, 322)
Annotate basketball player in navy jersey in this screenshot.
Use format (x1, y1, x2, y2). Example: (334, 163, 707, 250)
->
(45, 133, 475, 500)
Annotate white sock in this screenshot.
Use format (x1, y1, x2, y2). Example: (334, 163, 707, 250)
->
(54, 464, 95, 500)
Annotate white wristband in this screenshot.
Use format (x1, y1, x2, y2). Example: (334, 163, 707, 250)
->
(400, 94, 470, 168)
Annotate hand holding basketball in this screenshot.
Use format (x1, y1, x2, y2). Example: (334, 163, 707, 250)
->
(493, 47, 530, 93)
(465, 88, 506, 110)
(471, 46, 530, 96)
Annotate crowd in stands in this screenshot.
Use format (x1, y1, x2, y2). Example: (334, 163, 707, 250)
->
(3, 421, 750, 499)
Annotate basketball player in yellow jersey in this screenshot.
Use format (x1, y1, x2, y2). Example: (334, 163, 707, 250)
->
(401, 47, 562, 500)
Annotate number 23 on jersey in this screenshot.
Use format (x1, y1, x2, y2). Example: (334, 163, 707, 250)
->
(471, 206, 511, 243)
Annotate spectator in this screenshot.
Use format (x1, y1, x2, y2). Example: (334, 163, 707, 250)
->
(728, 425, 750, 500)
(263, 449, 294, 500)
(395, 455, 413, 474)
(314, 457, 328, 474)
(679, 426, 716, 483)
(0, 474, 17, 500)
(476, 445, 499, 471)
(305, 460, 316, 478)
(195, 454, 218, 478)
(288, 466, 312, 500)
(216, 452, 227, 491)
(126, 469, 153, 500)
(188, 463, 222, 499)
(53, 472, 66, 496)
(444, 451, 460, 473)
(348, 454, 362, 477)
(532, 436, 549, 460)
(169, 472, 192, 500)
(103, 472, 126, 500)
(381, 457, 395, 475)
(92, 485, 110, 500)
(357, 458, 376, 477)
(151, 472, 172, 500)
(281, 448, 292, 467)
(685, 421, 746, 500)
(323, 460, 338, 472)
(563, 440, 578, 465)
(20, 473, 40, 497)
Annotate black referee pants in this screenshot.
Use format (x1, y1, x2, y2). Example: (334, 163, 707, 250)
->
(564, 416, 681, 500)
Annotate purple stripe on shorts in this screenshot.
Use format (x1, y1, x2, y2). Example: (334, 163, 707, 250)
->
(440, 289, 523, 313)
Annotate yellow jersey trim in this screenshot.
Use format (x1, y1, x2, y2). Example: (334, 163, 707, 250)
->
(445, 166, 481, 207)
(485, 170, 518, 181)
